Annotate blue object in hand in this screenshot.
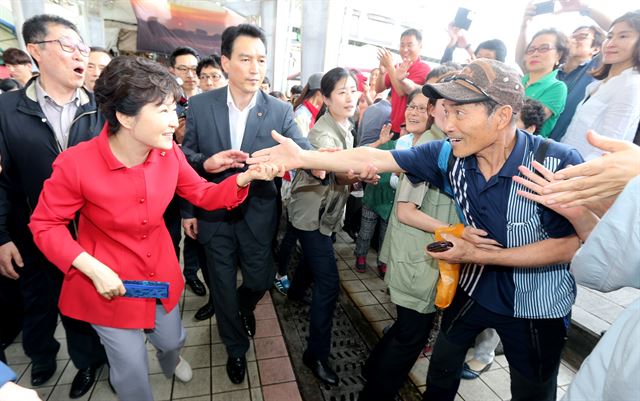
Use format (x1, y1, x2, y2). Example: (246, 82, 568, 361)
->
(122, 280, 169, 299)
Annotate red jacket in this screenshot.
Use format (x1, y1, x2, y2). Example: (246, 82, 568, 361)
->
(29, 125, 249, 329)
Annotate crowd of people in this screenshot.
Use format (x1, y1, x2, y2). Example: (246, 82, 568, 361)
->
(0, 1, 639, 400)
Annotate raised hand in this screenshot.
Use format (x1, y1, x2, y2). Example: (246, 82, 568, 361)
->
(543, 131, 640, 207)
(378, 123, 393, 145)
(247, 130, 304, 171)
(513, 161, 592, 222)
(447, 23, 461, 47)
(395, 59, 411, 81)
(377, 47, 395, 72)
(203, 149, 249, 173)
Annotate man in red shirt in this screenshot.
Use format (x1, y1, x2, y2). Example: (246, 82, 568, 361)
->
(375, 28, 431, 135)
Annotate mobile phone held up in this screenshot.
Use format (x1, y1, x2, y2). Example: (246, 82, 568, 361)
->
(534, 0, 556, 15)
(427, 241, 454, 253)
(453, 8, 473, 30)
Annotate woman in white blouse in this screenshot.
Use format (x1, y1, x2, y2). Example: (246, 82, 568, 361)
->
(561, 10, 640, 160)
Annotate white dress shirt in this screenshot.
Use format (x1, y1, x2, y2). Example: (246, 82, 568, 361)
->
(561, 68, 640, 161)
(227, 86, 258, 150)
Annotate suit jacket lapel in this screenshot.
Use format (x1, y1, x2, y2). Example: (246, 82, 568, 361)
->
(211, 90, 231, 150)
(241, 91, 267, 152)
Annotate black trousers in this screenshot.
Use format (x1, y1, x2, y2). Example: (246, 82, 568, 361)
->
(200, 219, 274, 358)
(423, 290, 568, 401)
(292, 227, 339, 361)
(360, 305, 436, 401)
(20, 254, 105, 369)
(183, 235, 207, 282)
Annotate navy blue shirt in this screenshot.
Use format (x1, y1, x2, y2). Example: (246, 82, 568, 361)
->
(548, 56, 600, 141)
(391, 130, 584, 318)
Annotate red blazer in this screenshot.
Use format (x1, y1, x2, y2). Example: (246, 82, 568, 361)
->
(29, 125, 249, 329)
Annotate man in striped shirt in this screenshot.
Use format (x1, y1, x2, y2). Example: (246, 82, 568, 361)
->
(247, 58, 584, 401)
(395, 60, 583, 401)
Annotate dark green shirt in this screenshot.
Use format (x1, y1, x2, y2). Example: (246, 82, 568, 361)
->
(522, 70, 567, 138)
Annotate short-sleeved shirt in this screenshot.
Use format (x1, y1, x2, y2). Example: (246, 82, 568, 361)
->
(523, 70, 568, 138)
(390, 130, 584, 319)
(548, 56, 600, 141)
(384, 59, 431, 133)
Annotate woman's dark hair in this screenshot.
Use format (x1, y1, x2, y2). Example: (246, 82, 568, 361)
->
(315, 67, 357, 122)
(592, 10, 640, 80)
(0, 78, 21, 92)
(94, 56, 181, 135)
(528, 28, 569, 69)
(221, 24, 266, 59)
(520, 98, 546, 134)
(293, 84, 320, 110)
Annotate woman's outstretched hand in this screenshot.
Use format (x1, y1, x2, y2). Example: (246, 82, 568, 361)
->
(236, 163, 283, 187)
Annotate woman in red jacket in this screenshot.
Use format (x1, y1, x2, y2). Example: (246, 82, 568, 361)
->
(28, 56, 280, 401)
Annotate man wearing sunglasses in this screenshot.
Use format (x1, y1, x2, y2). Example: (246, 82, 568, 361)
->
(0, 14, 106, 399)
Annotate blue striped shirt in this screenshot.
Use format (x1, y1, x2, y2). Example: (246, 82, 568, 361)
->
(391, 130, 584, 318)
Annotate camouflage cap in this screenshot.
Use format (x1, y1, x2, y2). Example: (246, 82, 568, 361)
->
(422, 58, 524, 113)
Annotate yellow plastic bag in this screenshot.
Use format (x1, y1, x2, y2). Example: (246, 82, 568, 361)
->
(433, 224, 465, 309)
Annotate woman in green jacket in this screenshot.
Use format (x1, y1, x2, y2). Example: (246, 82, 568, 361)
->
(286, 67, 360, 385)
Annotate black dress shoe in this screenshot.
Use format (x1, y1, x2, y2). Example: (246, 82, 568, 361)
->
(194, 301, 215, 321)
(303, 351, 338, 385)
(186, 277, 206, 296)
(226, 356, 246, 384)
(69, 364, 100, 398)
(238, 311, 256, 337)
(31, 361, 56, 386)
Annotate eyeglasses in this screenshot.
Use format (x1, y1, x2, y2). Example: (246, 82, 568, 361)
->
(406, 104, 428, 113)
(33, 38, 89, 56)
(525, 44, 556, 55)
(444, 76, 492, 99)
(199, 73, 223, 81)
(175, 66, 197, 74)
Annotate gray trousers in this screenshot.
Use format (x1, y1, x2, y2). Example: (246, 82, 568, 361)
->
(472, 328, 500, 365)
(92, 304, 186, 401)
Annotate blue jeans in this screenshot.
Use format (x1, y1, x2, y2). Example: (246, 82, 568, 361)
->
(292, 227, 339, 361)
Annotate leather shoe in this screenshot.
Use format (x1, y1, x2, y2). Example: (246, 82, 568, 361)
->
(69, 364, 100, 398)
(194, 301, 215, 321)
(226, 356, 246, 384)
(31, 361, 56, 386)
(186, 277, 206, 296)
(239, 311, 256, 337)
(303, 350, 338, 385)
(461, 361, 492, 380)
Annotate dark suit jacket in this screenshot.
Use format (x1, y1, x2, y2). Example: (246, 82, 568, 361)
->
(181, 87, 310, 245)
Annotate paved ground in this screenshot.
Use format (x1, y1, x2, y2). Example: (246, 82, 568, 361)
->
(4, 229, 637, 400)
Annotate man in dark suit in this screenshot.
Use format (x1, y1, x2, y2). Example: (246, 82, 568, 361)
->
(181, 24, 310, 384)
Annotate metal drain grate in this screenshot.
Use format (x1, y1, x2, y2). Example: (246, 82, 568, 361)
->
(273, 289, 422, 401)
